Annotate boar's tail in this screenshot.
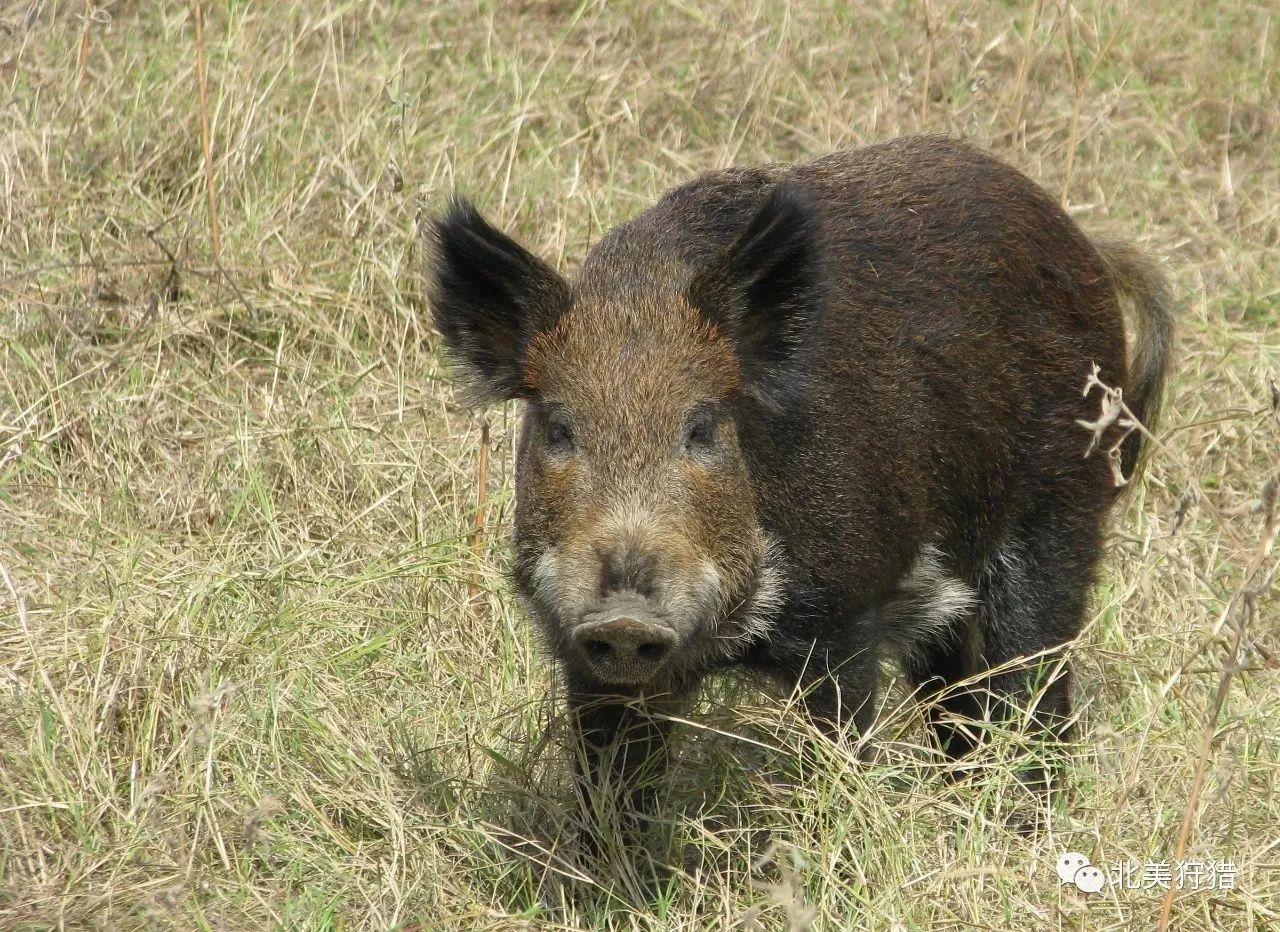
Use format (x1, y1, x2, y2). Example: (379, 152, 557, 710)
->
(1093, 237, 1175, 479)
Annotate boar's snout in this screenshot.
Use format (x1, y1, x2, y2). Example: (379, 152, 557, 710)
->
(572, 594, 676, 685)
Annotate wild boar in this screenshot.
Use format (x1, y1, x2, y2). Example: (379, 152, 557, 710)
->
(426, 134, 1172, 828)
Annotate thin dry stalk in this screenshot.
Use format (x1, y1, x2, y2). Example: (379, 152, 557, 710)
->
(1010, 0, 1045, 150)
(1059, 3, 1082, 206)
(76, 5, 91, 92)
(469, 419, 491, 601)
(193, 0, 221, 262)
(920, 0, 936, 124)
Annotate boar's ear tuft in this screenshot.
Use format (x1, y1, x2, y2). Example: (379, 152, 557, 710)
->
(688, 181, 824, 407)
(426, 197, 570, 404)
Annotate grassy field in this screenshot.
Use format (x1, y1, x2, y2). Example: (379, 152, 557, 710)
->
(2, 0, 1277, 928)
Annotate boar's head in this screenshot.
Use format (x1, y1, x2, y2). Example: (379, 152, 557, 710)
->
(427, 184, 821, 690)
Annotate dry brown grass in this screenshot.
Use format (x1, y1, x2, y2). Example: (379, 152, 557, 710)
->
(1, 1, 1277, 928)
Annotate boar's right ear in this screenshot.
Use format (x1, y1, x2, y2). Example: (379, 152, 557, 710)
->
(426, 197, 570, 404)
(688, 181, 824, 409)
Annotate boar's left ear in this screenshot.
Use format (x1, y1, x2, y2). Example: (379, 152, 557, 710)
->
(688, 181, 824, 408)
(426, 197, 570, 404)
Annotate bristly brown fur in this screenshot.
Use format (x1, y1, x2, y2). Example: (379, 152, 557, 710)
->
(427, 133, 1174, 842)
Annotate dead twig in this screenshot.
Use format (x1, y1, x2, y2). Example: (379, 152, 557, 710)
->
(1077, 363, 1159, 487)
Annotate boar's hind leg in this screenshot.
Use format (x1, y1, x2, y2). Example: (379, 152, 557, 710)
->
(907, 524, 1099, 795)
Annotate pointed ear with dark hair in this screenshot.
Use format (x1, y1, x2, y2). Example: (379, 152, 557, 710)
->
(688, 182, 825, 408)
(426, 197, 570, 404)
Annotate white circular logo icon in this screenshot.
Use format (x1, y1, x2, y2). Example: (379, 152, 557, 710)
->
(1055, 852, 1108, 893)
(1057, 852, 1091, 885)
(1073, 865, 1106, 893)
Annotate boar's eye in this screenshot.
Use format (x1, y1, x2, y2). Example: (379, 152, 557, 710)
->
(545, 408, 576, 454)
(682, 405, 717, 455)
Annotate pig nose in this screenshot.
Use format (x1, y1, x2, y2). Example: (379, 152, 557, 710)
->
(572, 614, 676, 683)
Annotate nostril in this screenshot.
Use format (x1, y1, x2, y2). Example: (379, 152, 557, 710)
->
(573, 614, 674, 675)
(582, 639, 612, 659)
(636, 641, 667, 662)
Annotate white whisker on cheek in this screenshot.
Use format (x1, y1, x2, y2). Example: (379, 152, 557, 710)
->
(700, 562, 724, 606)
(742, 537, 787, 638)
(714, 535, 787, 655)
(532, 545, 599, 621)
(532, 549, 562, 603)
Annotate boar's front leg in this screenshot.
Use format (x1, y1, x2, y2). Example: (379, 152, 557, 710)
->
(565, 676, 691, 848)
(745, 613, 883, 747)
(786, 645, 881, 748)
